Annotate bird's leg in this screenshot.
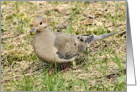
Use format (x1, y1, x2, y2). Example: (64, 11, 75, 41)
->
(60, 62, 71, 73)
(49, 65, 54, 75)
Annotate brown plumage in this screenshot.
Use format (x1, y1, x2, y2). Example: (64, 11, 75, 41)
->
(30, 17, 123, 64)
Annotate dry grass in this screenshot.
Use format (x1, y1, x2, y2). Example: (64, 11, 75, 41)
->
(1, 1, 126, 91)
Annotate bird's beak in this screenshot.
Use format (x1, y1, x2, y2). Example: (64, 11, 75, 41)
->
(30, 27, 36, 35)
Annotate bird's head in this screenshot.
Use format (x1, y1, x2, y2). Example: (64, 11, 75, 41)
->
(30, 17, 48, 34)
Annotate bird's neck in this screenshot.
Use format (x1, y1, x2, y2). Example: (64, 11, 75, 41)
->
(35, 27, 54, 41)
(37, 26, 51, 32)
(33, 27, 55, 52)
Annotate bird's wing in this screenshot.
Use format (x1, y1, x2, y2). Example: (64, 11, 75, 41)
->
(54, 33, 78, 59)
(53, 32, 89, 62)
(53, 31, 122, 63)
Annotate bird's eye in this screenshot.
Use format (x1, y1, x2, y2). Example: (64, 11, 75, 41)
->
(39, 22, 43, 25)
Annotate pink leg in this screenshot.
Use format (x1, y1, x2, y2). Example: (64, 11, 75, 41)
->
(60, 62, 71, 73)
(49, 66, 54, 75)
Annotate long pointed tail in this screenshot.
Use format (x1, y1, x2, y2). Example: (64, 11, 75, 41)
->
(93, 30, 126, 41)
(94, 32, 116, 41)
(84, 30, 126, 44)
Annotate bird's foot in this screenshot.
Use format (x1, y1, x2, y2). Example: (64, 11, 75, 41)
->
(59, 62, 71, 73)
(59, 67, 71, 73)
(49, 66, 54, 75)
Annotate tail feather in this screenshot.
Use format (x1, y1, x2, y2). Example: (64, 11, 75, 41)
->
(93, 30, 126, 41)
(84, 30, 126, 44)
(94, 32, 116, 41)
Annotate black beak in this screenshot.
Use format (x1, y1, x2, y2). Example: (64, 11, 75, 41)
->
(30, 27, 36, 35)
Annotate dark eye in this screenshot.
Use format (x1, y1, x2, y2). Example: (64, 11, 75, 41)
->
(39, 22, 43, 25)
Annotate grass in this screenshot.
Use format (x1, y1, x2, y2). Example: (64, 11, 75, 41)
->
(1, 1, 126, 91)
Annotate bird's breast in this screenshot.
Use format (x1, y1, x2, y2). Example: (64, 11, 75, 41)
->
(33, 31, 58, 63)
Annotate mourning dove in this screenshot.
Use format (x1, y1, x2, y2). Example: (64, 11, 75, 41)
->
(30, 17, 124, 72)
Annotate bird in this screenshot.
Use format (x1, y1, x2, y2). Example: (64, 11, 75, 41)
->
(30, 17, 125, 73)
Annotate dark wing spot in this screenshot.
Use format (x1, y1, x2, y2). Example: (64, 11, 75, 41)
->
(80, 38, 84, 42)
(77, 36, 80, 39)
(74, 43, 76, 46)
(85, 36, 94, 44)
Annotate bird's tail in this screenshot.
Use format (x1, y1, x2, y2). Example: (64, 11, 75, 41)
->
(93, 30, 126, 41)
(93, 32, 116, 41)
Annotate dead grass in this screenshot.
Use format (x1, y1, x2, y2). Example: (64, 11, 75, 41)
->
(1, 1, 126, 91)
